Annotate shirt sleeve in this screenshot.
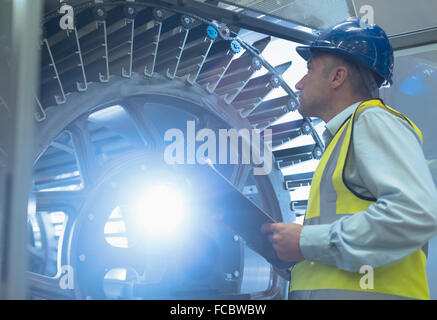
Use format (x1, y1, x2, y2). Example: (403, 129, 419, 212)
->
(299, 108, 437, 272)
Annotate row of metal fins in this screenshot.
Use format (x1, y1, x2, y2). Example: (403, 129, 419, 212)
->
(37, 1, 323, 215)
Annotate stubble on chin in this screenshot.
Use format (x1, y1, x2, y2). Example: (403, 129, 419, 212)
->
(297, 103, 307, 117)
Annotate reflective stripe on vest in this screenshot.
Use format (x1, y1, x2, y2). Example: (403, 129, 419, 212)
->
(290, 99, 430, 300)
(289, 289, 417, 300)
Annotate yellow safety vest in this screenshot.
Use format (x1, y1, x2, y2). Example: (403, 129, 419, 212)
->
(290, 99, 429, 300)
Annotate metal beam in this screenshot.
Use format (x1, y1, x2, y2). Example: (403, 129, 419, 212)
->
(157, 0, 317, 44)
(0, 0, 42, 299)
(394, 43, 437, 58)
(390, 27, 437, 51)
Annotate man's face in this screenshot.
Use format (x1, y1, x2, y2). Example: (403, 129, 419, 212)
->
(295, 53, 331, 118)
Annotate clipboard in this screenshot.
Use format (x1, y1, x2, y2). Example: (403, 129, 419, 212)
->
(190, 163, 294, 270)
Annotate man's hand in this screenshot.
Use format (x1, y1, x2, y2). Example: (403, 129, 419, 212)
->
(261, 223, 305, 262)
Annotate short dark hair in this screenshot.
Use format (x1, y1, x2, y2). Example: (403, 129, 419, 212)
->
(312, 50, 382, 98)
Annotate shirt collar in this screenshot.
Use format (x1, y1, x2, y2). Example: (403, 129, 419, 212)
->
(325, 101, 362, 136)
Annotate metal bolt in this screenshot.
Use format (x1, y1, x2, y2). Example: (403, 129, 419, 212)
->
(251, 58, 262, 71)
(233, 235, 239, 241)
(155, 9, 163, 19)
(313, 146, 323, 159)
(270, 75, 280, 88)
(301, 122, 311, 135)
(287, 99, 297, 111)
(127, 7, 135, 15)
(96, 8, 104, 17)
(230, 40, 241, 54)
(207, 26, 218, 39)
(79, 254, 86, 262)
(233, 270, 240, 278)
(183, 17, 191, 25)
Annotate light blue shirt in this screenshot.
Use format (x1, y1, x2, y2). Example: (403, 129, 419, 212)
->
(299, 101, 437, 272)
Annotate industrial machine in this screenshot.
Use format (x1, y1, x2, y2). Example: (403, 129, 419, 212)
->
(0, 0, 436, 300)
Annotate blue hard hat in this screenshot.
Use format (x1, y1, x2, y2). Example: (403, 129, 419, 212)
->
(296, 17, 394, 86)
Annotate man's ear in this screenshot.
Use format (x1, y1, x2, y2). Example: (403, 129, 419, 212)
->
(330, 66, 348, 89)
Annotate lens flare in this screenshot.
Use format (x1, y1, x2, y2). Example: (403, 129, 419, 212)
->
(133, 184, 186, 236)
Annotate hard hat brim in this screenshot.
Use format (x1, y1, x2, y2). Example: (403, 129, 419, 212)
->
(296, 46, 312, 61)
(296, 45, 347, 62)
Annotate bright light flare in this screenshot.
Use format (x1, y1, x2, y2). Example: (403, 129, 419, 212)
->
(133, 184, 187, 237)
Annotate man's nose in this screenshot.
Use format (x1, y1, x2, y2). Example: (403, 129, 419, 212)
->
(295, 76, 305, 91)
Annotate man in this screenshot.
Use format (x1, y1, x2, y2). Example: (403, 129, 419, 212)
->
(261, 17, 437, 299)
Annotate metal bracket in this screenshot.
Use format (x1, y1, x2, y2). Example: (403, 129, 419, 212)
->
(121, 19, 135, 78)
(97, 20, 110, 82)
(186, 37, 215, 85)
(72, 27, 88, 91)
(205, 51, 236, 93)
(144, 21, 162, 77)
(166, 27, 189, 79)
(34, 96, 46, 122)
(42, 39, 66, 105)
